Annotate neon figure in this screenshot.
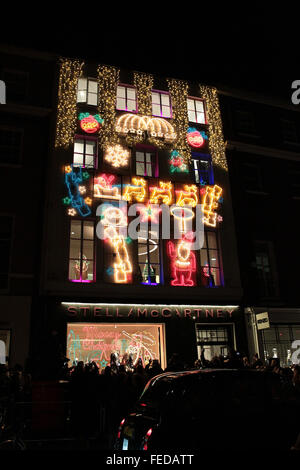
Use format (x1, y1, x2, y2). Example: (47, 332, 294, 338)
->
(202, 184, 223, 227)
(176, 184, 198, 207)
(101, 207, 132, 283)
(123, 177, 146, 203)
(149, 181, 173, 205)
(167, 233, 196, 286)
(65, 166, 91, 217)
(94, 173, 121, 199)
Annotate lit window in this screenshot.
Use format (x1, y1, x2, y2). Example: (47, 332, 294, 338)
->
(192, 154, 213, 185)
(135, 148, 158, 177)
(69, 220, 95, 282)
(200, 230, 223, 287)
(73, 136, 97, 168)
(116, 85, 137, 112)
(187, 98, 206, 124)
(152, 91, 172, 118)
(77, 78, 98, 106)
(138, 227, 161, 285)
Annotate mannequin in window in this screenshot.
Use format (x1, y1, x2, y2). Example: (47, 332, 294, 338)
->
(202, 263, 215, 287)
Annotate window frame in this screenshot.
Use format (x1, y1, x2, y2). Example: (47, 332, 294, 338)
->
(200, 229, 223, 287)
(191, 153, 214, 185)
(68, 219, 95, 283)
(138, 224, 162, 286)
(253, 240, 279, 299)
(135, 145, 159, 177)
(187, 96, 207, 124)
(116, 84, 138, 113)
(77, 77, 99, 106)
(73, 134, 98, 169)
(151, 90, 172, 119)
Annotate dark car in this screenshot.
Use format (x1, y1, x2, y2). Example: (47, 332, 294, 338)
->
(115, 368, 300, 451)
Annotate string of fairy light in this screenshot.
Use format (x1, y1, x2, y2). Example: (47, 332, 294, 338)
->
(199, 85, 228, 171)
(55, 58, 84, 148)
(97, 64, 120, 150)
(167, 78, 191, 164)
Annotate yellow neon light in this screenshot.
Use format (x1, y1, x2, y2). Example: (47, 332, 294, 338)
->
(123, 177, 147, 203)
(115, 114, 176, 141)
(170, 206, 194, 233)
(202, 184, 223, 227)
(176, 185, 198, 207)
(149, 181, 173, 205)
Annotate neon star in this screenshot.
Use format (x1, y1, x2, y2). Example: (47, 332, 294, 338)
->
(139, 204, 161, 223)
(68, 208, 77, 216)
(62, 197, 71, 205)
(84, 197, 92, 206)
(100, 359, 108, 369)
(78, 185, 86, 194)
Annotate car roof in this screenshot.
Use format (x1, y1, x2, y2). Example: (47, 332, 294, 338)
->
(149, 368, 265, 383)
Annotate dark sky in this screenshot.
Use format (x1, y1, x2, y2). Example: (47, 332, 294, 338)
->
(1, 7, 298, 102)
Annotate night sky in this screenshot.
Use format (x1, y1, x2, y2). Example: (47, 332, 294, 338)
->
(1, 7, 299, 102)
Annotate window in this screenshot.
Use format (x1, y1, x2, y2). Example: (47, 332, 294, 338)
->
(241, 162, 263, 192)
(77, 78, 98, 106)
(0, 216, 13, 290)
(200, 230, 223, 287)
(73, 136, 97, 168)
(253, 241, 278, 298)
(2, 69, 29, 103)
(135, 148, 158, 177)
(69, 220, 95, 282)
(187, 98, 206, 124)
(0, 127, 23, 165)
(116, 85, 137, 112)
(138, 226, 161, 285)
(192, 154, 213, 185)
(152, 91, 172, 118)
(281, 119, 298, 143)
(234, 109, 256, 135)
(261, 324, 300, 367)
(196, 325, 234, 361)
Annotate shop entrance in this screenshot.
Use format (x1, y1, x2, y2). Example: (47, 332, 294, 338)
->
(66, 323, 166, 371)
(195, 323, 235, 361)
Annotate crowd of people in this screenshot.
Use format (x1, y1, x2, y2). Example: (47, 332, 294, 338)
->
(1, 350, 300, 448)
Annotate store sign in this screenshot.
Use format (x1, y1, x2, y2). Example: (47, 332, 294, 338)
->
(256, 312, 270, 330)
(63, 303, 238, 320)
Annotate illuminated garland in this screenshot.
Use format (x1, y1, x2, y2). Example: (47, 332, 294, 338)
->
(133, 71, 153, 115)
(167, 78, 191, 163)
(199, 85, 228, 171)
(55, 58, 84, 148)
(97, 64, 120, 150)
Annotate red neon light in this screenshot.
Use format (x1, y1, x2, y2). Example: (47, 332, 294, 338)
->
(117, 418, 126, 439)
(187, 130, 205, 148)
(80, 115, 100, 134)
(167, 237, 196, 287)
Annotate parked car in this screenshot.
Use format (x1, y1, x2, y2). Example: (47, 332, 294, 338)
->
(115, 368, 300, 451)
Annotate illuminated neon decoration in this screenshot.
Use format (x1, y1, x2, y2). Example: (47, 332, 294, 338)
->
(78, 113, 104, 134)
(187, 127, 208, 148)
(64, 166, 91, 217)
(170, 206, 195, 233)
(123, 177, 147, 203)
(149, 181, 173, 205)
(201, 184, 223, 227)
(169, 150, 188, 173)
(175, 184, 198, 207)
(139, 203, 161, 223)
(115, 113, 176, 141)
(101, 207, 132, 283)
(94, 173, 121, 199)
(104, 144, 130, 168)
(167, 233, 196, 286)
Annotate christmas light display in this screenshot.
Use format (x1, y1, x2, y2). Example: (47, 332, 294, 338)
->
(186, 127, 208, 148)
(149, 181, 173, 205)
(167, 233, 196, 286)
(104, 144, 130, 168)
(115, 114, 176, 142)
(133, 72, 154, 116)
(123, 177, 147, 203)
(175, 184, 198, 207)
(201, 184, 223, 227)
(169, 150, 189, 173)
(170, 206, 195, 234)
(64, 166, 91, 217)
(101, 207, 132, 283)
(78, 113, 104, 134)
(139, 203, 161, 223)
(94, 174, 121, 199)
(97, 64, 120, 150)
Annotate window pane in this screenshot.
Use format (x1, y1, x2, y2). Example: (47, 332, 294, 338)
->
(195, 100, 204, 112)
(85, 141, 96, 155)
(83, 222, 94, 240)
(161, 94, 170, 106)
(85, 155, 94, 167)
(77, 90, 86, 102)
(88, 81, 98, 93)
(74, 141, 84, 153)
(197, 112, 206, 124)
(152, 104, 161, 115)
(146, 162, 152, 176)
(136, 152, 145, 162)
(70, 220, 82, 238)
(69, 260, 79, 280)
(73, 155, 84, 166)
(207, 232, 217, 249)
(136, 161, 145, 175)
(78, 78, 87, 91)
(69, 239, 81, 259)
(211, 267, 221, 286)
(200, 250, 208, 265)
(83, 240, 94, 259)
(209, 251, 219, 267)
(116, 97, 126, 110)
(127, 100, 136, 112)
(162, 106, 171, 118)
(117, 86, 126, 98)
(187, 99, 194, 110)
(127, 88, 136, 100)
(152, 92, 160, 104)
(85, 261, 94, 281)
(188, 110, 196, 122)
(88, 93, 98, 106)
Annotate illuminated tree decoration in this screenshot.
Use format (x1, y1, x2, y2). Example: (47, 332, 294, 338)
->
(169, 150, 189, 173)
(94, 173, 121, 199)
(167, 233, 196, 286)
(64, 165, 91, 217)
(123, 177, 147, 203)
(199, 85, 228, 171)
(176, 184, 198, 207)
(104, 144, 130, 168)
(55, 58, 84, 148)
(201, 184, 223, 227)
(101, 207, 132, 283)
(187, 127, 208, 148)
(78, 113, 104, 134)
(149, 181, 173, 205)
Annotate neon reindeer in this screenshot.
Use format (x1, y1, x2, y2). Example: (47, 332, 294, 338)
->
(149, 181, 173, 205)
(176, 184, 198, 207)
(123, 177, 147, 203)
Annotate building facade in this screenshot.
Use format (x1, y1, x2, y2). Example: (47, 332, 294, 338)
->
(220, 88, 300, 367)
(32, 58, 247, 374)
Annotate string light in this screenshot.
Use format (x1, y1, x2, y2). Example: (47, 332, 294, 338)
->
(199, 85, 228, 170)
(149, 181, 173, 205)
(175, 185, 198, 207)
(97, 64, 120, 151)
(123, 177, 147, 203)
(94, 173, 121, 199)
(201, 184, 223, 227)
(104, 144, 130, 168)
(55, 58, 84, 148)
(167, 236, 196, 286)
